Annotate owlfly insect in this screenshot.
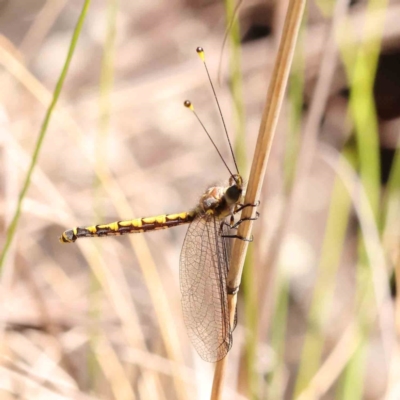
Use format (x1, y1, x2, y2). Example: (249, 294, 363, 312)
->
(60, 47, 259, 362)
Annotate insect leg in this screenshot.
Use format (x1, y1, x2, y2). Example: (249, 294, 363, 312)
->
(220, 223, 253, 242)
(229, 212, 260, 230)
(220, 202, 259, 241)
(234, 200, 260, 214)
(221, 233, 253, 242)
(220, 210, 260, 232)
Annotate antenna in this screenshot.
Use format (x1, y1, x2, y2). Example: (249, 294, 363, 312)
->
(196, 47, 240, 175)
(184, 100, 236, 182)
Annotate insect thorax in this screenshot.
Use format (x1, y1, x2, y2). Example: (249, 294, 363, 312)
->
(198, 178, 243, 219)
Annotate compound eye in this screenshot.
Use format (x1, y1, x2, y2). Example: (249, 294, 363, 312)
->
(226, 185, 242, 203)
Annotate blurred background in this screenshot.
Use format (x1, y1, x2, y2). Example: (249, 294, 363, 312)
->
(1, 0, 400, 399)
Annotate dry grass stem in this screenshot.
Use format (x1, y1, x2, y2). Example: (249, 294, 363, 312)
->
(1, 1, 399, 398)
(211, 0, 306, 398)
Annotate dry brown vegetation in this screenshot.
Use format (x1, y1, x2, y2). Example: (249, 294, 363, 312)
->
(1, 0, 400, 399)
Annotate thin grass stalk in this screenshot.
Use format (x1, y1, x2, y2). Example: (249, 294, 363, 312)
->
(296, 145, 393, 398)
(258, 0, 352, 333)
(267, 10, 306, 399)
(88, 0, 118, 391)
(223, 0, 259, 397)
(267, 276, 289, 399)
(296, 323, 360, 400)
(224, 0, 246, 170)
(0, 0, 92, 270)
(265, 9, 307, 397)
(284, 15, 305, 192)
(97, 0, 118, 182)
(283, 6, 353, 391)
(241, 240, 258, 397)
(19, 0, 67, 60)
(329, 145, 393, 397)
(95, 334, 136, 399)
(382, 137, 400, 228)
(382, 136, 400, 341)
(210, 0, 306, 398)
(395, 248, 400, 333)
(382, 134, 400, 316)
(338, 345, 367, 399)
(74, 237, 163, 398)
(293, 148, 353, 396)
(347, 6, 384, 223)
(339, 1, 388, 396)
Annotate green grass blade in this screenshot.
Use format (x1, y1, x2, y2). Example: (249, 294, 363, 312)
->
(267, 276, 289, 399)
(382, 135, 400, 237)
(338, 1, 388, 397)
(285, 16, 305, 191)
(340, 0, 388, 225)
(337, 338, 368, 400)
(0, 0, 92, 270)
(294, 153, 352, 396)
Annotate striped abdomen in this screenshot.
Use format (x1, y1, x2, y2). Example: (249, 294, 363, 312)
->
(60, 211, 196, 243)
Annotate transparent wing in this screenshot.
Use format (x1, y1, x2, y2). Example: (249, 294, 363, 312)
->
(180, 213, 232, 362)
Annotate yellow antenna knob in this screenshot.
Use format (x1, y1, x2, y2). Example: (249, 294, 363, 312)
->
(196, 46, 205, 62)
(184, 100, 194, 111)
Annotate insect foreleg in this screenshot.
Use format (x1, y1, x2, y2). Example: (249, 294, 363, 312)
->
(234, 200, 260, 214)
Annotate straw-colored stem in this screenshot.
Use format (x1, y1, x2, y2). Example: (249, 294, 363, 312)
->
(210, 0, 306, 398)
(223, 0, 259, 395)
(211, 294, 237, 399)
(88, 0, 118, 390)
(227, 0, 306, 289)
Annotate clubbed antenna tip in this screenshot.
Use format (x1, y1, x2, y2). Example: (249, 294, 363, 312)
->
(184, 100, 194, 111)
(196, 46, 205, 62)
